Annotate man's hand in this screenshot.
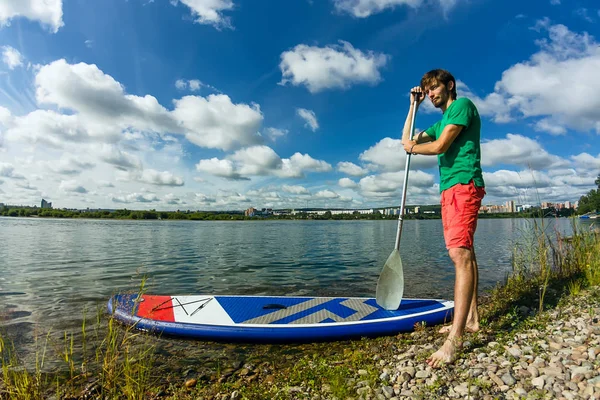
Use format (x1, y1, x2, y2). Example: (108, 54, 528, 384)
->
(410, 86, 425, 106)
(403, 139, 416, 154)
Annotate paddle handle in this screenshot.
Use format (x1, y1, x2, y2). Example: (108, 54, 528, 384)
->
(394, 96, 419, 250)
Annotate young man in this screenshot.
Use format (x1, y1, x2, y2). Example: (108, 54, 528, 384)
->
(401, 69, 485, 368)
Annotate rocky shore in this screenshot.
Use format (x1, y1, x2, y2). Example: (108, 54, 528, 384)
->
(178, 286, 600, 400)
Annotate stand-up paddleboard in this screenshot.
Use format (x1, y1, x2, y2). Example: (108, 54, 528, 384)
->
(108, 294, 453, 343)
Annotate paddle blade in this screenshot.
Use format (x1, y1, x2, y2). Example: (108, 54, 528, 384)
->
(375, 249, 405, 310)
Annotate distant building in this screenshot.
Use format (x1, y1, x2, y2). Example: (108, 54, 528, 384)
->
(41, 199, 52, 209)
(0, 203, 4, 211)
(505, 200, 515, 213)
(245, 207, 256, 217)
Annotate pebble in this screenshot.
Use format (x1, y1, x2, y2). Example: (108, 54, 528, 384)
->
(370, 287, 600, 399)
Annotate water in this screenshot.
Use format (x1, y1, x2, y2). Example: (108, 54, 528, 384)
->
(0, 216, 586, 366)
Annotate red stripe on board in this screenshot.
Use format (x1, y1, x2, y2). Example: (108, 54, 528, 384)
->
(137, 295, 175, 322)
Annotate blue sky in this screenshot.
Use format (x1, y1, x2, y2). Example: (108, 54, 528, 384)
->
(0, 0, 599, 211)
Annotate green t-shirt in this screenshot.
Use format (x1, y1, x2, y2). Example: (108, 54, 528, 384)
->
(425, 97, 485, 193)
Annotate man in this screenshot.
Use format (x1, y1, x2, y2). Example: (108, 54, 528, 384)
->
(401, 69, 485, 368)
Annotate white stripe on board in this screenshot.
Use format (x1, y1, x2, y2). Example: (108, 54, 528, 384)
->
(172, 296, 235, 325)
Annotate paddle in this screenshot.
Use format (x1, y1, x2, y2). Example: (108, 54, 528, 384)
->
(375, 93, 420, 310)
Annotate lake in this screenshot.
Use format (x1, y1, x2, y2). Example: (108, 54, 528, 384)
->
(0, 216, 589, 367)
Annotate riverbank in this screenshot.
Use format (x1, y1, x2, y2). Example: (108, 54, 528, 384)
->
(1, 221, 599, 399)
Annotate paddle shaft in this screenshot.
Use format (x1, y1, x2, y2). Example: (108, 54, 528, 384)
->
(393, 98, 419, 251)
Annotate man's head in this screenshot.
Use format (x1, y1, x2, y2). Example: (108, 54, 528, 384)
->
(420, 69, 457, 109)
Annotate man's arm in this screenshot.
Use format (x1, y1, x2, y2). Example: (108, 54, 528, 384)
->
(403, 124, 463, 155)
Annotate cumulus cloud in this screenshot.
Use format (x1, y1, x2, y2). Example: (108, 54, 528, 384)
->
(282, 184, 310, 194)
(174, 0, 235, 30)
(358, 170, 435, 198)
(59, 180, 88, 194)
(337, 161, 368, 176)
(332, 0, 460, 18)
(2, 46, 23, 69)
(315, 189, 340, 199)
(339, 177, 358, 188)
(196, 147, 332, 180)
(571, 152, 600, 169)
(296, 108, 319, 131)
(172, 94, 263, 150)
(112, 193, 160, 203)
(279, 41, 389, 93)
(0, 162, 25, 179)
(0, 0, 64, 33)
(481, 134, 568, 169)
(473, 20, 600, 134)
(196, 158, 247, 180)
(99, 145, 143, 171)
(359, 137, 437, 171)
(134, 169, 185, 186)
(10, 59, 262, 152)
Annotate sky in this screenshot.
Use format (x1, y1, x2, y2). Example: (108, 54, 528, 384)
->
(0, 0, 599, 212)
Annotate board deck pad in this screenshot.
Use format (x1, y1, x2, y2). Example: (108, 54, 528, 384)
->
(108, 294, 454, 343)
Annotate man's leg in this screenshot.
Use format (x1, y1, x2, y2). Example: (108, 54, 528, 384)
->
(440, 248, 480, 333)
(427, 247, 476, 368)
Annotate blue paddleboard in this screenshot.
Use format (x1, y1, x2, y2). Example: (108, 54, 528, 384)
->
(107, 294, 454, 343)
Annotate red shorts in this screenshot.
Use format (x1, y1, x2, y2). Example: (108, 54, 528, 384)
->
(441, 181, 485, 250)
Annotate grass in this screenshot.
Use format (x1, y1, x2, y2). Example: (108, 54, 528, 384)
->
(1, 280, 157, 399)
(1, 220, 599, 399)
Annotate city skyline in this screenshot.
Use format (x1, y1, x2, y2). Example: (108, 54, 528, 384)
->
(0, 1, 599, 211)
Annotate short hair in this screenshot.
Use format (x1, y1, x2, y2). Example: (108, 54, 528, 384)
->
(420, 69, 457, 100)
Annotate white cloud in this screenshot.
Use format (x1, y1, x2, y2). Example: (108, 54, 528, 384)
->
(339, 177, 358, 188)
(315, 189, 339, 199)
(99, 145, 143, 171)
(175, 79, 187, 90)
(112, 193, 160, 204)
(483, 169, 553, 189)
(337, 161, 367, 176)
(0, 162, 25, 179)
(264, 127, 288, 141)
(0, 0, 64, 33)
(2, 46, 23, 69)
(230, 145, 283, 176)
(188, 79, 202, 91)
(481, 134, 568, 169)
(172, 94, 263, 151)
(51, 157, 95, 176)
(33, 60, 258, 152)
(358, 170, 435, 198)
(359, 137, 437, 171)
(332, 0, 460, 18)
(196, 158, 246, 180)
(134, 169, 185, 186)
(279, 41, 389, 93)
(571, 152, 600, 169)
(296, 108, 319, 131)
(477, 21, 600, 133)
(282, 184, 310, 194)
(196, 147, 331, 180)
(174, 0, 235, 30)
(59, 180, 88, 194)
(533, 118, 567, 135)
(175, 78, 217, 92)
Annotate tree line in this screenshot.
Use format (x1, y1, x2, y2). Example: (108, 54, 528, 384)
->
(577, 174, 600, 214)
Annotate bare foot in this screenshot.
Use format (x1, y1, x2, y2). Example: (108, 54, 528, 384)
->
(438, 321, 479, 334)
(426, 337, 462, 369)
